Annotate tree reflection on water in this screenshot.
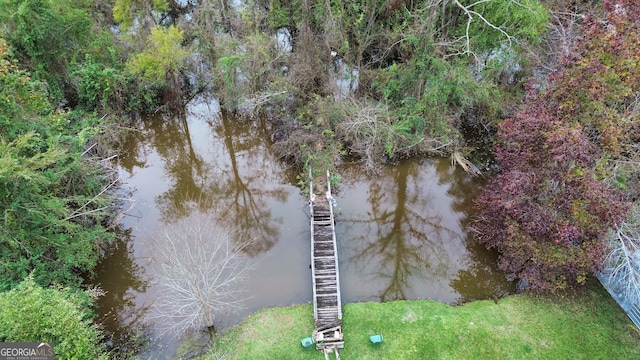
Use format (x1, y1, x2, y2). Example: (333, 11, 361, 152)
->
(123, 97, 290, 257)
(438, 160, 516, 303)
(88, 226, 150, 356)
(337, 158, 513, 304)
(341, 162, 453, 302)
(107, 96, 301, 356)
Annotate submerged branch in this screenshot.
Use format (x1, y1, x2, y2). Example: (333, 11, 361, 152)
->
(451, 151, 483, 177)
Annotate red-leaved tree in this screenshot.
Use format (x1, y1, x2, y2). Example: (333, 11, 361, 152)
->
(475, 0, 640, 291)
(475, 96, 630, 291)
(544, 0, 640, 155)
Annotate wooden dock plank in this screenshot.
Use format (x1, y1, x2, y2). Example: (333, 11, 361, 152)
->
(310, 170, 343, 356)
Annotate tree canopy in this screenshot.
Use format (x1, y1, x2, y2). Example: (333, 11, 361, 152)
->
(0, 276, 108, 359)
(0, 39, 115, 291)
(0, 0, 93, 103)
(475, 96, 630, 290)
(475, 0, 639, 291)
(126, 24, 189, 85)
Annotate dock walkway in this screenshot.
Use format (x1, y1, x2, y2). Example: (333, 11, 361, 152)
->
(309, 171, 343, 359)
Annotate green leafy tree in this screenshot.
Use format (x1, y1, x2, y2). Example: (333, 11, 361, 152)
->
(127, 25, 189, 86)
(71, 53, 125, 111)
(0, 276, 108, 359)
(0, 41, 49, 134)
(0, 0, 94, 102)
(373, 53, 500, 156)
(0, 0, 131, 110)
(0, 39, 114, 290)
(448, 0, 549, 56)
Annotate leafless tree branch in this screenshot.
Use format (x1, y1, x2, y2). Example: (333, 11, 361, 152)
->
(603, 207, 640, 306)
(149, 212, 254, 337)
(450, 0, 515, 58)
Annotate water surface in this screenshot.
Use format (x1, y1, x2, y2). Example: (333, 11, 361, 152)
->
(90, 96, 514, 357)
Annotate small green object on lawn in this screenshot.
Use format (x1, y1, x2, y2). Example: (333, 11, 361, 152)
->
(370, 334, 383, 347)
(301, 336, 314, 350)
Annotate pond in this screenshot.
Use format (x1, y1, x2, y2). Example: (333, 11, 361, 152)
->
(89, 95, 514, 358)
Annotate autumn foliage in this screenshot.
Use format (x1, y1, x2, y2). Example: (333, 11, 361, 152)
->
(545, 0, 640, 155)
(475, 98, 629, 291)
(475, 0, 638, 291)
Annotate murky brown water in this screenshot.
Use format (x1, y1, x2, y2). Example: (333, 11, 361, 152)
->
(89, 96, 514, 357)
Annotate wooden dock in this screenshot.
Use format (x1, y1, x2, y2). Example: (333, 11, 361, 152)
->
(309, 170, 343, 359)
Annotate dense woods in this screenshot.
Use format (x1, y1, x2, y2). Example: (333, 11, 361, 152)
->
(0, 0, 638, 356)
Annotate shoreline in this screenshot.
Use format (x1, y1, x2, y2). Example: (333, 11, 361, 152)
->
(190, 282, 640, 359)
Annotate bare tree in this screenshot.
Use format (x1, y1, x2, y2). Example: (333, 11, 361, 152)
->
(602, 206, 640, 308)
(334, 99, 396, 172)
(334, 98, 457, 173)
(149, 212, 254, 337)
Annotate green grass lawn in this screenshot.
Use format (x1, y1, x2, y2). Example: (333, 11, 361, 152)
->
(196, 283, 640, 360)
